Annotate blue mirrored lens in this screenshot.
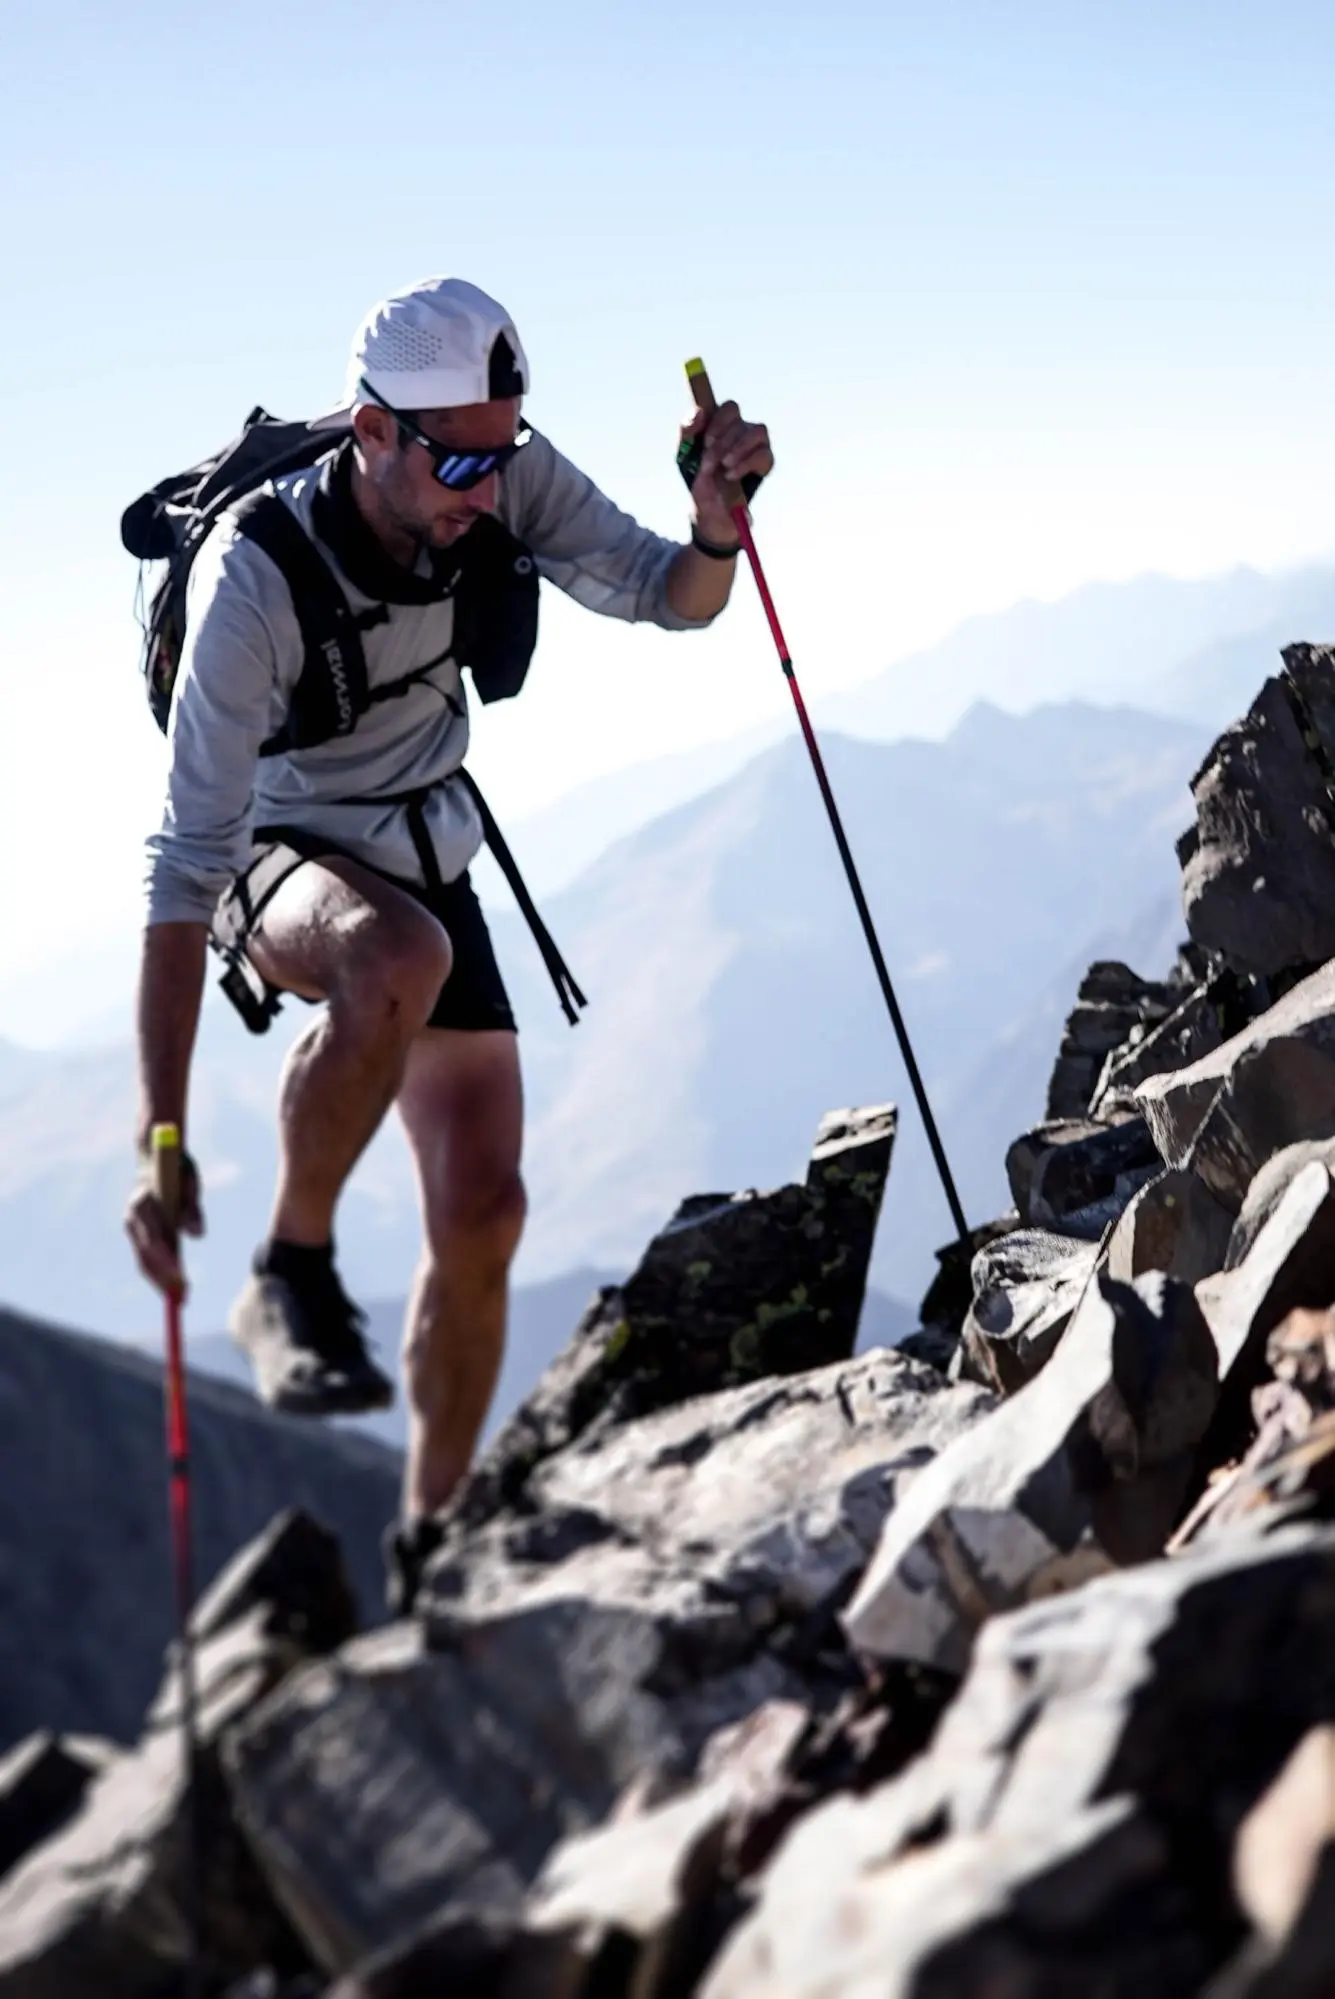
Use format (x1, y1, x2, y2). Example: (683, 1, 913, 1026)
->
(435, 450, 501, 490)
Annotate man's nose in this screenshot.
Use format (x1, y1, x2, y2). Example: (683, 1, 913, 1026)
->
(462, 471, 501, 514)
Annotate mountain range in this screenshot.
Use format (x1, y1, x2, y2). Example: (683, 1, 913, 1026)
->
(0, 695, 1207, 1359)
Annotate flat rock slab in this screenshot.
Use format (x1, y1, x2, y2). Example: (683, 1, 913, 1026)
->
(226, 1612, 791, 1981)
(844, 1272, 1218, 1671)
(1136, 960, 1335, 1210)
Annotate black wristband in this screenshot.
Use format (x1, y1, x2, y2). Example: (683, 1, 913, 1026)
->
(690, 525, 742, 561)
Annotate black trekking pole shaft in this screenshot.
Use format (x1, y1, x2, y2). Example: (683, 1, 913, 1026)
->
(684, 362, 970, 1244)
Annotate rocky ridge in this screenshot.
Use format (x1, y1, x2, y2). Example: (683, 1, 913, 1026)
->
(9, 652, 1335, 1990)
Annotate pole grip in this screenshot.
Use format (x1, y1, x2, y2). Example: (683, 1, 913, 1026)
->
(684, 357, 748, 516)
(151, 1122, 182, 1233)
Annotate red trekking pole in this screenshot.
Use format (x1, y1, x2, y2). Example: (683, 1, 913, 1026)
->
(684, 360, 969, 1244)
(151, 1123, 205, 1995)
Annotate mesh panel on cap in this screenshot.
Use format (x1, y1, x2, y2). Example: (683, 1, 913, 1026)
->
(373, 321, 452, 371)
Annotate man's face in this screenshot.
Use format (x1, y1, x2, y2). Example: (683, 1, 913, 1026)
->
(353, 396, 521, 551)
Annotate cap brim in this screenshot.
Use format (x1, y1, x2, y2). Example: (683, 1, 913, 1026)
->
(307, 404, 355, 432)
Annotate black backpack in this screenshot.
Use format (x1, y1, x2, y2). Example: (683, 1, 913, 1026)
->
(122, 409, 583, 1025)
(121, 407, 539, 738)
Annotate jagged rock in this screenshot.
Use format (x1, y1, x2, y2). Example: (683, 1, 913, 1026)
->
(703, 1793, 1200, 1999)
(1173, 1304, 1335, 1550)
(1107, 1168, 1233, 1288)
(843, 1271, 1218, 1670)
(226, 1352, 990, 1978)
(1137, 960, 1335, 1210)
(506, 1776, 738, 1997)
(1179, 668, 1335, 977)
(226, 1610, 766, 1982)
(1208, 1725, 1335, 1998)
(1046, 959, 1179, 1120)
(1194, 1161, 1335, 1466)
(0, 1307, 399, 1752)
(1092, 974, 1231, 1117)
(720, 1522, 1335, 1995)
(1005, 1112, 1161, 1237)
(1226, 1138, 1335, 1270)
(0, 1511, 352, 1997)
(446, 1104, 897, 1529)
(913, 1213, 1019, 1372)
(0, 1736, 111, 1885)
(962, 1229, 1099, 1394)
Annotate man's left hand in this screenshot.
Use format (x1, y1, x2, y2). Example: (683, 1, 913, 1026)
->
(682, 402, 774, 546)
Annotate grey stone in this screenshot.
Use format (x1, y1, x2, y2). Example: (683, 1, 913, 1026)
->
(1206, 1724, 1335, 1998)
(1194, 1161, 1335, 1464)
(703, 1792, 1201, 1999)
(1227, 1139, 1335, 1270)
(0, 1736, 110, 1886)
(1179, 670, 1335, 977)
(1005, 1113, 1162, 1237)
(1107, 1168, 1233, 1288)
(1092, 976, 1228, 1118)
(447, 1105, 897, 1531)
(930, 1523, 1335, 1883)
(227, 1353, 991, 1979)
(505, 1777, 738, 1998)
(0, 1511, 351, 1998)
(914, 1213, 1021, 1373)
(962, 1229, 1099, 1394)
(1046, 959, 1179, 1121)
(0, 1306, 400, 1753)
(1137, 961, 1335, 1211)
(722, 1523, 1335, 1998)
(843, 1272, 1218, 1670)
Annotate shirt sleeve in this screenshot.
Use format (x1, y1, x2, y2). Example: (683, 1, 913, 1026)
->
(500, 429, 717, 632)
(143, 524, 295, 926)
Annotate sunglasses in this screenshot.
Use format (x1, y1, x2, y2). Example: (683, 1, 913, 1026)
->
(358, 379, 531, 491)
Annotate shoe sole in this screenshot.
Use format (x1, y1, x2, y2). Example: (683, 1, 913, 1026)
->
(228, 1322, 395, 1419)
(265, 1376, 396, 1419)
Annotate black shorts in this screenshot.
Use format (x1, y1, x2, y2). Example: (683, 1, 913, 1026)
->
(232, 832, 516, 1035)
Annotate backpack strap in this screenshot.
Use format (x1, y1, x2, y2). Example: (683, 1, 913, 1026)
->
(233, 493, 372, 756)
(455, 771, 587, 1026)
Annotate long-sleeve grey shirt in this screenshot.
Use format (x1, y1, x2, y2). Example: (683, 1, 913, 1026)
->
(144, 430, 713, 926)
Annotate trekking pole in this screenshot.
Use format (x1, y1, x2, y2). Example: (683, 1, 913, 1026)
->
(150, 1123, 205, 1998)
(684, 359, 970, 1243)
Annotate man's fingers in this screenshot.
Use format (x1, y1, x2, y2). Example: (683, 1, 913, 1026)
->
(126, 1192, 190, 1297)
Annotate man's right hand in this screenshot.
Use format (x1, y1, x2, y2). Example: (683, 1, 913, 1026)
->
(125, 1149, 205, 1297)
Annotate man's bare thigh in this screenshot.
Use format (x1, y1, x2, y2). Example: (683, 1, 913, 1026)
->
(248, 853, 449, 1004)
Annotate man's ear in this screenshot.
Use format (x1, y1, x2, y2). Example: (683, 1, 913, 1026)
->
(352, 402, 399, 454)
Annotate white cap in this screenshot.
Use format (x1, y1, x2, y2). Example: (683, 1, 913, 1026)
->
(309, 275, 529, 430)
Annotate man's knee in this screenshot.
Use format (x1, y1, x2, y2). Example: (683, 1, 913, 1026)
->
(331, 906, 452, 1034)
(431, 1167, 527, 1266)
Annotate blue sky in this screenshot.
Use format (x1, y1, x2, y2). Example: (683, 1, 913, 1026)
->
(2, 0, 1335, 1033)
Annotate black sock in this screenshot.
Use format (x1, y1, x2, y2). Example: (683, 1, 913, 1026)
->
(254, 1237, 335, 1283)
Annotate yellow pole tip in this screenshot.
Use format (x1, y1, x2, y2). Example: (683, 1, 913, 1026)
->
(150, 1123, 181, 1151)
(684, 357, 706, 378)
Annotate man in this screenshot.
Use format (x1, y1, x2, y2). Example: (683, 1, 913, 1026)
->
(126, 274, 773, 1608)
